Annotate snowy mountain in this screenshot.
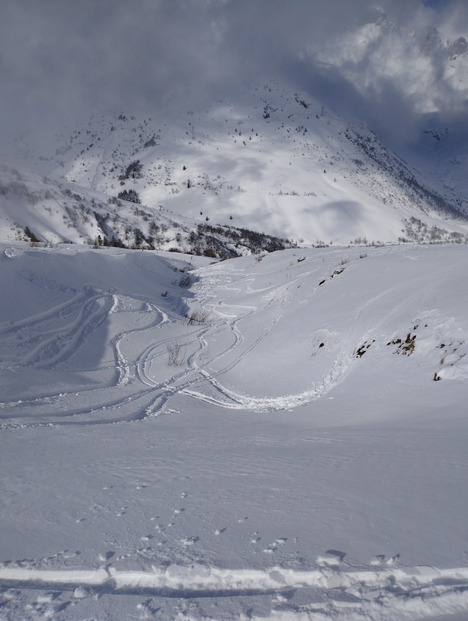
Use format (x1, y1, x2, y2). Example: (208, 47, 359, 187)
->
(2, 2, 468, 618)
(5, 83, 468, 248)
(1, 241, 468, 619)
(0, 163, 293, 258)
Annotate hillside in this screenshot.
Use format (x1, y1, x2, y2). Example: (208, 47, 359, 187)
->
(6, 83, 468, 248)
(1, 242, 468, 619)
(2, 2, 468, 619)
(0, 163, 293, 258)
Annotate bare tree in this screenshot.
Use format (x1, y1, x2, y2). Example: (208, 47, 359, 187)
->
(167, 342, 186, 367)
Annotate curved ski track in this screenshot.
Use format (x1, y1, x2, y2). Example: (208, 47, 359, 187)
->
(0, 256, 427, 428)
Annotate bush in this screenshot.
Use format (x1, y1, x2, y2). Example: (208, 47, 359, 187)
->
(179, 275, 191, 287)
(117, 189, 141, 204)
(167, 342, 186, 366)
(187, 309, 209, 325)
(119, 160, 143, 180)
(24, 226, 40, 243)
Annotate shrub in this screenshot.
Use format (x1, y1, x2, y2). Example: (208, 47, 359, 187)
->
(24, 226, 40, 243)
(167, 342, 186, 367)
(117, 189, 141, 204)
(187, 309, 209, 325)
(179, 275, 191, 287)
(119, 160, 143, 180)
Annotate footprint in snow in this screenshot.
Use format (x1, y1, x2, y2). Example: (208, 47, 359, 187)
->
(2, 589, 20, 601)
(36, 592, 58, 604)
(326, 549, 346, 561)
(214, 527, 227, 535)
(73, 586, 91, 599)
(263, 538, 287, 553)
(317, 549, 346, 566)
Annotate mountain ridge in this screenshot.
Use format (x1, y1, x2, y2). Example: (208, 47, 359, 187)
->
(3, 83, 468, 248)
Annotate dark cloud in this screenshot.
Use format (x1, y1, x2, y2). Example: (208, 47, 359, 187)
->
(422, 0, 454, 8)
(1, 0, 467, 155)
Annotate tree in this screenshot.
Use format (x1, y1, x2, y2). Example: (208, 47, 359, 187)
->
(117, 189, 141, 204)
(119, 160, 143, 180)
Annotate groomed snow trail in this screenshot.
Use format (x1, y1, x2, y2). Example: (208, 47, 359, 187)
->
(2, 562, 468, 620)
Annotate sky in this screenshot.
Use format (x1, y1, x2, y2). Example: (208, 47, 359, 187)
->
(1, 0, 467, 154)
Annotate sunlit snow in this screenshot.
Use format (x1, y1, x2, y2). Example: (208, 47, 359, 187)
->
(1, 242, 467, 620)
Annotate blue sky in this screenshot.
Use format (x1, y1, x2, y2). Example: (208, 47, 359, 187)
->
(422, 0, 454, 8)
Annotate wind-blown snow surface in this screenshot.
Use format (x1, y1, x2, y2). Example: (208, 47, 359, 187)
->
(1, 243, 468, 620)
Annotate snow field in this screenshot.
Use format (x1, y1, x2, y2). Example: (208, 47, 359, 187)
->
(1, 242, 468, 619)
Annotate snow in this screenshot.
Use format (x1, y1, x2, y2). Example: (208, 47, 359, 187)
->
(6, 82, 468, 248)
(0, 241, 467, 619)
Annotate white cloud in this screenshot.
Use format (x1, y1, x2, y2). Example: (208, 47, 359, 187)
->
(1, 0, 467, 153)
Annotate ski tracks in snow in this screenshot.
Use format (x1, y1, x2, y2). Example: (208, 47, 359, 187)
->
(0, 285, 179, 427)
(2, 249, 449, 426)
(1, 559, 468, 620)
(179, 260, 357, 412)
(0, 254, 375, 426)
(0, 285, 109, 369)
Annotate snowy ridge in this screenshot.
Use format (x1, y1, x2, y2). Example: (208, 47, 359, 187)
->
(0, 163, 292, 257)
(7, 82, 468, 247)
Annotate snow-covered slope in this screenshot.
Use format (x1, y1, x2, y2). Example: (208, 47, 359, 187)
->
(0, 163, 293, 257)
(1, 242, 467, 619)
(8, 83, 468, 247)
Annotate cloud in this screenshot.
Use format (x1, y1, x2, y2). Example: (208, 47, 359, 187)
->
(1, 0, 467, 154)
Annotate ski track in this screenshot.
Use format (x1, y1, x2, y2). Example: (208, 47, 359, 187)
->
(2, 249, 461, 426)
(179, 261, 356, 411)
(2, 250, 468, 618)
(0, 285, 108, 367)
(0, 254, 398, 427)
(1, 562, 468, 620)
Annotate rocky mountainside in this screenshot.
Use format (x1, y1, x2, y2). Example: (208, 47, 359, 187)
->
(3, 83, 468, 249)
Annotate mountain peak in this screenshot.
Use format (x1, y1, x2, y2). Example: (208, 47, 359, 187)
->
(3, 83, 467, 248)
